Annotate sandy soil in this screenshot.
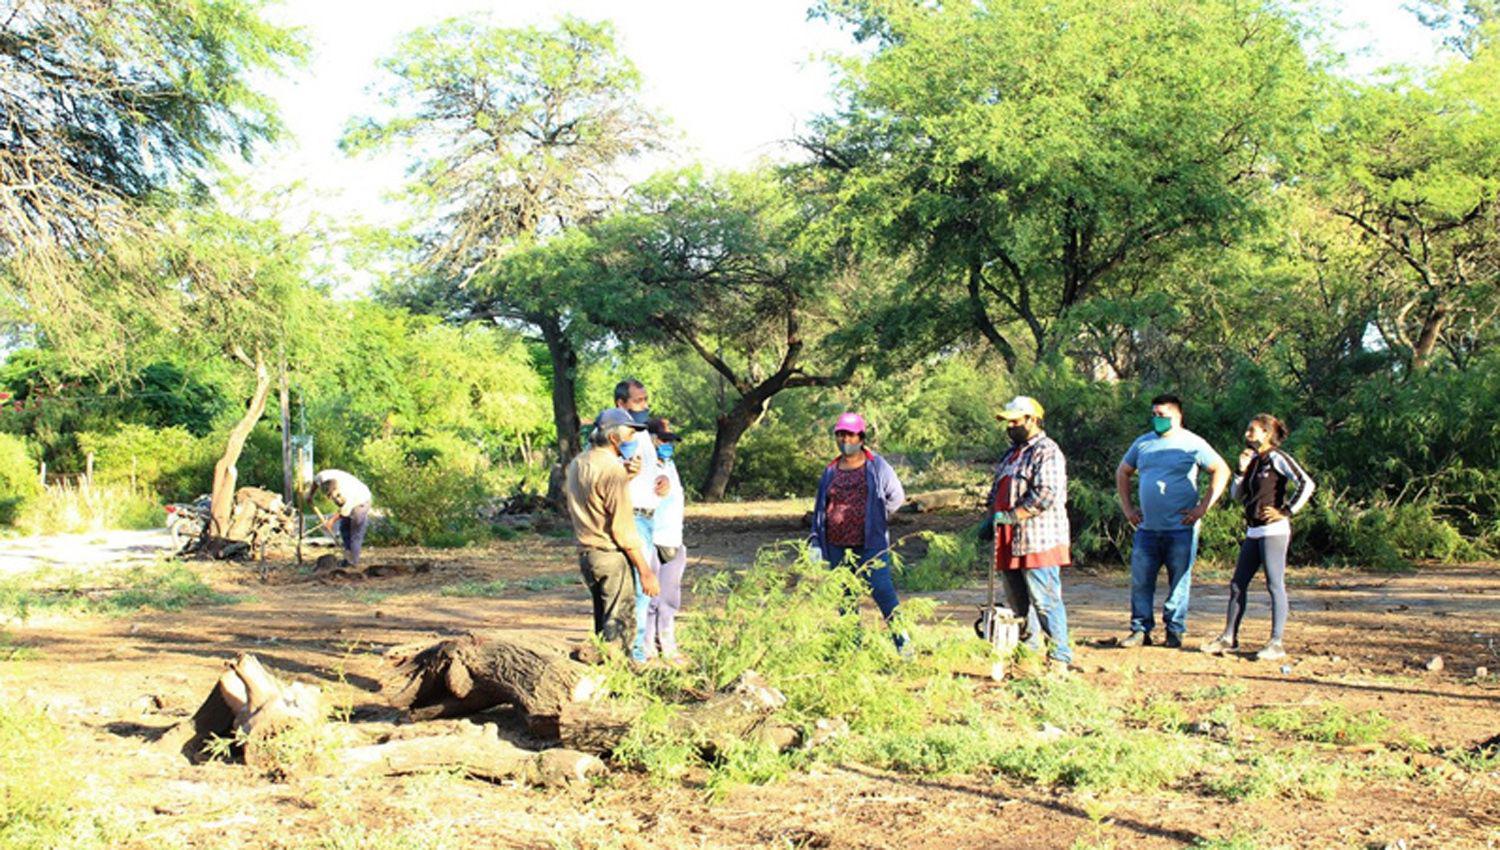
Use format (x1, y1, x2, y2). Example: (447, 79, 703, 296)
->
(1, 502, 1496, 849)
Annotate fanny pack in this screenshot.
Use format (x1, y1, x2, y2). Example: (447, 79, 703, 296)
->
(656, 545, 680, 563)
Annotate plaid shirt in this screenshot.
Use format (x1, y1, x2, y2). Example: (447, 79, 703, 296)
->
(985, 432, 1070, 557)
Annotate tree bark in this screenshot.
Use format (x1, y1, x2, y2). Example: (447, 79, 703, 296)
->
(539, 314, 582, 507)
(1411, 302, 1447, 370)
(382, 632, 606, 736)
(205, 350, 272, 554)
(158, 653, 321, 767)
(700, 389, 773, 501)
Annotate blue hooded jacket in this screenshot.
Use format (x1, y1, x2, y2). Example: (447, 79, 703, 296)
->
(809, 449, 906, 561)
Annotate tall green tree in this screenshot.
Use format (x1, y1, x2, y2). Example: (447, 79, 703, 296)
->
(1319, 28, 1500, 369)
(589, 169, 876, 499)
(807, 0, 1322, 370)
(344, 15, 660, 492)
(0, 0, 303, 294)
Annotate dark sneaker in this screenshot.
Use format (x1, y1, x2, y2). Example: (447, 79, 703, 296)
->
(1119, 631, 1151, 648)
(1164, 632, 1184, 649)
(1255, 640, 1287, 662)
(1200, 634, 1237, 655)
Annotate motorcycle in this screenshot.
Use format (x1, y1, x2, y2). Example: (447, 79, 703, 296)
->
(164, 494, 211, 544)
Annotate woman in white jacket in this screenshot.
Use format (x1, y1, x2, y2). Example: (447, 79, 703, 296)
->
(643, 418, 689, 664)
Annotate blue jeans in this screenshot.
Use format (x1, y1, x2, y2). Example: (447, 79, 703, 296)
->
(630, 514, 655, 662)
(339, 504, 370, 566)
(828, 545, 906, 650)
(1129, 527, 1198, 636)
(1001, 567, 1072, 663)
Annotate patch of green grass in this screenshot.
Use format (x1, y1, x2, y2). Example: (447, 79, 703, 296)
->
(1, 699, 133, 848)
(1184, 682, 1247, 702)
(338, 588, 394, 606)
(1132, 694, 1189, 732)
(309, 821, 459, 850)
(438, 579, 511, 598)
(0, 631, 38, 661)
(1203, 747, 1344, 801)
(519, 572, 578, 592)
(1248, 705, 1390, 745)
(989, 727, 1202, 793)
(0, 562, 239, 621)
(1192, 834, 1261, 850)
(1448, 738, 1500, 774)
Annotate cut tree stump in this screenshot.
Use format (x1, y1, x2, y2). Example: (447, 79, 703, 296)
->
(158, 653, 322, 766)
(382, 632, 606, 735)
(557, 670, 788, 757)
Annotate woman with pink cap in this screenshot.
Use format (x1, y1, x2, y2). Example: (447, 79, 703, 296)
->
(808, 412, 910, 655)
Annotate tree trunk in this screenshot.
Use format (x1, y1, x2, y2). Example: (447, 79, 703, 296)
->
(381, 632, 605, 736)
(206, 352, 272, 552)
(700, 391, 772, 502)
(539, 315, 582, 507)
(1411, 302, 1447, 370)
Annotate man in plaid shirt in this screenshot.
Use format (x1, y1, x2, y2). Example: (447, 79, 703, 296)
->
(977, 396, 1073, 674)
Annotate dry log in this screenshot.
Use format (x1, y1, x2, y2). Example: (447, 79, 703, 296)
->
(383, 632, 605, 734)
(557, 671, 787, 756)
(903, 488, 981, 513)
(340, 726, 603, 787)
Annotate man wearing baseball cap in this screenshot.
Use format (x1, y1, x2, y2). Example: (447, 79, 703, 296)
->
(808, 412, 911, 656)
(564, 408, 661, 655)
(978, 396, 1074, 675)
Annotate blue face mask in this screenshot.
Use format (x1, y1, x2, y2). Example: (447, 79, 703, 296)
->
(618, 438, 639, 460)
(1151, 416, 1173, 436)
(656, 443, 675, 461)
(838, 441, 862, 457)
(630, 408, 650, 425)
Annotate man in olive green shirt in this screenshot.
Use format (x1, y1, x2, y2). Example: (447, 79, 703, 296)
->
(565, 408, 660, 651)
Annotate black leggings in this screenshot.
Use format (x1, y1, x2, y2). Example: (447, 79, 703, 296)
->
(1225, 535, 1289, 641)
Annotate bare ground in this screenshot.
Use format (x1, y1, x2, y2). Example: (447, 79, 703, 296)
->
(1, 501, 1496, 849)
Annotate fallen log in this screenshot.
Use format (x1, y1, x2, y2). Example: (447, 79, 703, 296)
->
(340, 725, 603, 787)
(557, 670, 788, 757)
(382, 632, 606, 735)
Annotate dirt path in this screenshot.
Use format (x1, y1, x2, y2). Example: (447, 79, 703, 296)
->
(2, 502, 1496, 849)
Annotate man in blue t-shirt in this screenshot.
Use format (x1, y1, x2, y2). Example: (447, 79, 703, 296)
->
(1114, 394, 1230, 648)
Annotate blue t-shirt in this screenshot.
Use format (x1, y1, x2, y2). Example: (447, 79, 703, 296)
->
(1122, 429, 1225, 531)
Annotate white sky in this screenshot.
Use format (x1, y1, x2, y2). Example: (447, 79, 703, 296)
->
(242, 0, 1445, 289)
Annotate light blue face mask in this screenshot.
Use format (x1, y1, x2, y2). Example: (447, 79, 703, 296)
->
(618, 437, 639, 460)
(656, 443, 675, 461)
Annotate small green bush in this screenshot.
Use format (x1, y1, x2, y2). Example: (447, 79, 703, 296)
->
(357, 434, 496, 547)
(898, 529, 983, 591)
(0, 433, 41, 527)
(76, 424, 214, 500)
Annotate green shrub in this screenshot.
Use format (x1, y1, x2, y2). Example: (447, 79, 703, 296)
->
(357, 434, 496, 546)
(897, 529, 983, 591)
(77, 424, 214, 499)
(723, 421, 827, 499)
(1, 699, 127, 848)
(0, 433, 41, 527)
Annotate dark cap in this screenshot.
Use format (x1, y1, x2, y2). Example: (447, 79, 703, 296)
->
(594, 408, 646, 431)
(646, 417, 681, 442)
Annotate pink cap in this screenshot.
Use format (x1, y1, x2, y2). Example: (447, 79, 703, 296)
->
(834, 412, 867, 434)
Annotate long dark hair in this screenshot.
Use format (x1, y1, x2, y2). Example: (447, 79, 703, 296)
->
(1250, 413, 1288, 446)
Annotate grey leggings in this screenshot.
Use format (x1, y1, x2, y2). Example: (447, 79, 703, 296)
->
(1226, 534, 1289, 641)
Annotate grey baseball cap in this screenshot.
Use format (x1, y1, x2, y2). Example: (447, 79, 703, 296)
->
(594, 408, 646, 431)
